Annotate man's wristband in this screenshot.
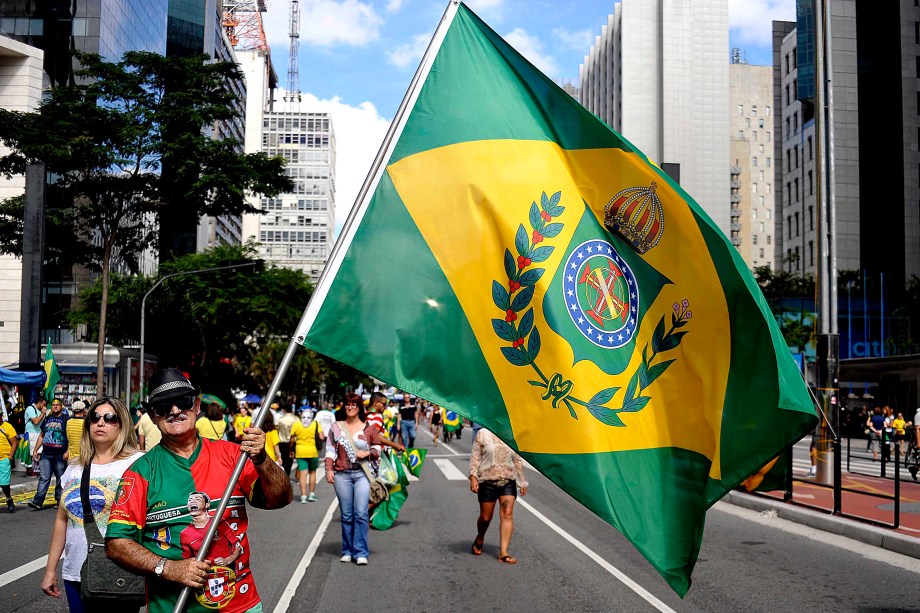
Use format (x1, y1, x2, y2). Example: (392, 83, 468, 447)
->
(251, 450, 269, 466)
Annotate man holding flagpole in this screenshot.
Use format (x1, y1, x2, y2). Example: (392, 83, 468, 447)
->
(106, 368, 292, 613)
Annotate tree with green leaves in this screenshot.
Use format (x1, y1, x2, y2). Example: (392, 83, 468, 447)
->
(0, 51, 292, 393)
(753, 264, 816, 352)
(68, 243, 353, 403)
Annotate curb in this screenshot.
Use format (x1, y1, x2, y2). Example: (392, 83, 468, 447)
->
(9, 477, 55, 499)
(723, 490, 920, 560)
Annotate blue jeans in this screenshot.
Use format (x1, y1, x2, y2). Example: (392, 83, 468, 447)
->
(333, 469, 370, 558)
(33, 455, 67, 505)
(401, 419, 416, 448)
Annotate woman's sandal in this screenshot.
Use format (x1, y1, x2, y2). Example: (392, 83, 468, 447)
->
(498, 555, 518, 564)
(471, 540, 483, 555)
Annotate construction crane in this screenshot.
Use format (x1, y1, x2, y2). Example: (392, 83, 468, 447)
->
(223, 0, 269, 50)
(284, 0, 302, 107)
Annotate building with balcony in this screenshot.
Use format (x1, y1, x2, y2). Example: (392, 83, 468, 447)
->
(730, 59, 774, 270)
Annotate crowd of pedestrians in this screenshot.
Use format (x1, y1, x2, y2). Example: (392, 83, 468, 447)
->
(0, 377, 528, 611)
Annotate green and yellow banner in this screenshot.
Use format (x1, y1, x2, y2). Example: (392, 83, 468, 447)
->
(297, 2, 816, 595)
(43, 340, 60, 402)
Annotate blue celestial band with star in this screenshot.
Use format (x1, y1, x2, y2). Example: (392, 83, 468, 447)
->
(562, 239, 639, 349)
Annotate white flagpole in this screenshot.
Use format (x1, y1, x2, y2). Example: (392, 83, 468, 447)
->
(173, 3, 461, 611)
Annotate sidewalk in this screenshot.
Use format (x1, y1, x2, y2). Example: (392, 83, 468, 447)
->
(724, 467, 920, 560)
(6, 464, 56, 506)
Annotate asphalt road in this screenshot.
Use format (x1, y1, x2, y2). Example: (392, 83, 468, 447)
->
(2, 426, 919, 612)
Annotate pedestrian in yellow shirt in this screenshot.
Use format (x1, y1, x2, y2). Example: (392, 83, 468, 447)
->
(196, 402, 228, 440)
(893, 412, 907, 456)
(290, 413, 324, 503)
(233, 406, 252, 440)
(262, 412, 282, 466)
(0, 409, 19, 512)
(64, 401, 86, 461)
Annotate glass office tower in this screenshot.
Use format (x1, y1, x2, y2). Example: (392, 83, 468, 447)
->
(0, 0, 168, 86)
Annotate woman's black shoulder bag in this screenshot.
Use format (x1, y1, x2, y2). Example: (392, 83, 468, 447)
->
(79, 460, 147, 603)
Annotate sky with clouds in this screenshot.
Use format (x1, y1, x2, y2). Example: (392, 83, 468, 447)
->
(257, 0, 795, 234)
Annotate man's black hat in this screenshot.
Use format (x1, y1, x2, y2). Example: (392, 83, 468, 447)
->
(143, 368, 200, 409)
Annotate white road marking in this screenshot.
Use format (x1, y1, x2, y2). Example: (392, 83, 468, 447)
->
(433, 458, 468, 480)
(712, 501, 920, 573)
(0, 555, 47, 589)
(273, 499, 339, 613)
(516, 499, 675, 612)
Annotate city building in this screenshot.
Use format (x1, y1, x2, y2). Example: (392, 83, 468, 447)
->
(579, 0, 731, 235)
(729, 57, 775, 269)
(774, 0, 920, 363)
(162, 0, 246, 256)
(258, 105, 335, 282)
(0, 2, 169, 360)
(235, 0, 335, 283)
(0, 0, 168, 87)
(237, 46, 277, 245)
(776, 1, 919, 282)
(0, 36, 43, 367)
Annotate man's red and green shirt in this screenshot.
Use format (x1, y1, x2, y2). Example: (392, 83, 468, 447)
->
(108, 438, 266, 613)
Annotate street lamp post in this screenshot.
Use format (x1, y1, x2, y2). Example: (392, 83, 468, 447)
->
(138, 261, 261, 405)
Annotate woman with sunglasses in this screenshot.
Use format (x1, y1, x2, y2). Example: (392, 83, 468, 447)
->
(39, 397, 142, 612)
(325, 393, 383, 566)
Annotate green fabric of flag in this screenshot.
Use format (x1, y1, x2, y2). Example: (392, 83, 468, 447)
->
(43, 341, 60, 402)
(296, 2, 816, 595)
(371, 450, 410, 531)
(402, 448, 427, 477)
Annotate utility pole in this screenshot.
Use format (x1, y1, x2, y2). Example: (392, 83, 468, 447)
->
(814, 0, 839, 501)
(19, 164, 45, 373)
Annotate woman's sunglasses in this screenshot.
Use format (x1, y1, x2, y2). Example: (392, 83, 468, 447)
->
(150, 395, 196, 416)
(89, 411, 119, 425)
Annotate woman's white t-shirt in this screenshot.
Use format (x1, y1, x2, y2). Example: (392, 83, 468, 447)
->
(59, 451, 144, 581)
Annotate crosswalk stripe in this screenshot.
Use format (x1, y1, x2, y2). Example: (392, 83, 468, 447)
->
(432, 458, 467, 480)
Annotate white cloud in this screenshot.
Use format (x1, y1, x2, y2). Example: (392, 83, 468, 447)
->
(464, 0, 505, 10)
(387, 33, 429, 69)
(552, 27, 595, 53)
(463, 0, 506, 22)
(502, 28, 560, 77)
(270, 91, 390, 236)
(263, 0, 384, 49)
(386, 0, 403, 12)
(729, 0, 795, 47)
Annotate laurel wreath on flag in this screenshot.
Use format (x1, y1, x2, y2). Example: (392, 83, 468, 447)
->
(490, 191, 692, 427)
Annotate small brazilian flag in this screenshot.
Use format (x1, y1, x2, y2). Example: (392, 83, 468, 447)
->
(295, 2, 816, 596)
(42, 340, 60, 402)
(402, 448, 427, 477)
(442, 410, 461, 433)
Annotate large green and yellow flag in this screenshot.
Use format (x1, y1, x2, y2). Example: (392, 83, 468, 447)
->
(43, 340, 60, 402)
(296, 2, 816, 595)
